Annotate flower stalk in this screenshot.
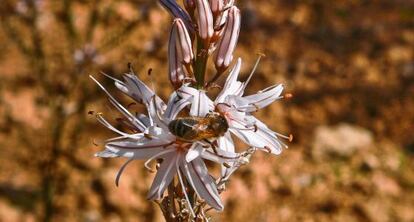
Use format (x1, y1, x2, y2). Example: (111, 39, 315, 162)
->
(193, 36, 209, 88)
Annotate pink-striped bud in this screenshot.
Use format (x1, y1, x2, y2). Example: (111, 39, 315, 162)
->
(168, 19, 194, 88)
(173, 19, 194, 64)
(214, 6, 240, 71)
(209, 0, 224, 16)
(159, 0, 193, 33)
(195, 0, 214, 40)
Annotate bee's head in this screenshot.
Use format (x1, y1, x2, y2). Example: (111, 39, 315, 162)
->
(210, 114, 229, 136)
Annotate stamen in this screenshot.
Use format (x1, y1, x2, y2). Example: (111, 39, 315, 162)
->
(115, 158, 134, 187)
(95, 113, 129, 136)
(244, 53, 265, 87)
(253, 124, 258, 132)
(176, 158, 196, 218)
(263, 146, 272, 153)
(252, 103, 260, 112)
(144, 149, 174, 173)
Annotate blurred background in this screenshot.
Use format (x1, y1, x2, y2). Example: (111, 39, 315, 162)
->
(0, 0, 413, 221)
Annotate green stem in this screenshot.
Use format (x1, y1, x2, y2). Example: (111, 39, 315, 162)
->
(193, 37, 209, 89)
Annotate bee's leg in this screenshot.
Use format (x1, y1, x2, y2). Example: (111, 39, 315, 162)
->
(203, 139, 218, 154)
(203, 139, 231, 168)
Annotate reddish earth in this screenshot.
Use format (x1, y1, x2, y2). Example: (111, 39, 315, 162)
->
(0, 0, 413, 221)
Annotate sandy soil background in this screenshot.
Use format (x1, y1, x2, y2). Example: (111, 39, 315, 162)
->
(0, 0, 413, 221)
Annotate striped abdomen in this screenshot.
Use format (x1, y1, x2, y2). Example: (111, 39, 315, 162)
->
(168, 117, 201, 141)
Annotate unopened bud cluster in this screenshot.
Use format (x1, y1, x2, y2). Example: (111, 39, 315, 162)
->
(160, 0, 241, 88)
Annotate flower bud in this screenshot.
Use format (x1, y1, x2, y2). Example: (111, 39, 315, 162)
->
(159, 0, 193, 32)
(168, 19, 194, 88)
(214, 6, 240, 71)
(209, 0, 224, 16)
(184, 0, 195, 12)
(173, 19, 194, 64)
(195, 0, 214, 40)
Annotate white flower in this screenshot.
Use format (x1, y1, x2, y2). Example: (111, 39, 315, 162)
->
(90, 72, 240, 213)
(179, 57, 290, 179)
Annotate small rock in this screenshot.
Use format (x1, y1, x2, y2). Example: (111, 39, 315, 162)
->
(313, 123, 374, 159)
(372, 172, 401, 197)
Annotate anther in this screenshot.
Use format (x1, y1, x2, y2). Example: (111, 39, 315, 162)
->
(223, 163, 231, 168)
(147, 68, 153, 76)
(263, 146, 272, 153)
(284, 93, 293, 99)
(251, 103, 260, 112)
(88, 110, 95, 115)
(289, 134, 293, 142)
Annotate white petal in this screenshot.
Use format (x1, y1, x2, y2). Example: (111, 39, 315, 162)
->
(122, 74, 167, 111)
(231, 84, 284, 112)
(97, 147, 168, 159)
(136, 114, 151, 127)
(106, 135, 171, 148)
(216, 132, 237, 177)
(164, 91, 192, 121)
(182, 158, 223, 211)
(94, 150, 119, 158)
(186, 144, 203, 162)
(176, 84, 198, 100)
(229, 119, 283, 155)
(147, 152, 179, 200)
(217, 132, 235, 153)
(201, 148, 239, 164)
(147, 96, 169, 130)
(190, 90, 214, 117)
(215, 58, 243, 103)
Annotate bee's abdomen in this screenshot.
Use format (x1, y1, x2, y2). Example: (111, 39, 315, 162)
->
(168, 118, 198, 141)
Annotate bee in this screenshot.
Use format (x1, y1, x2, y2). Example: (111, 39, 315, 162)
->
(168, 112, 229, 142)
